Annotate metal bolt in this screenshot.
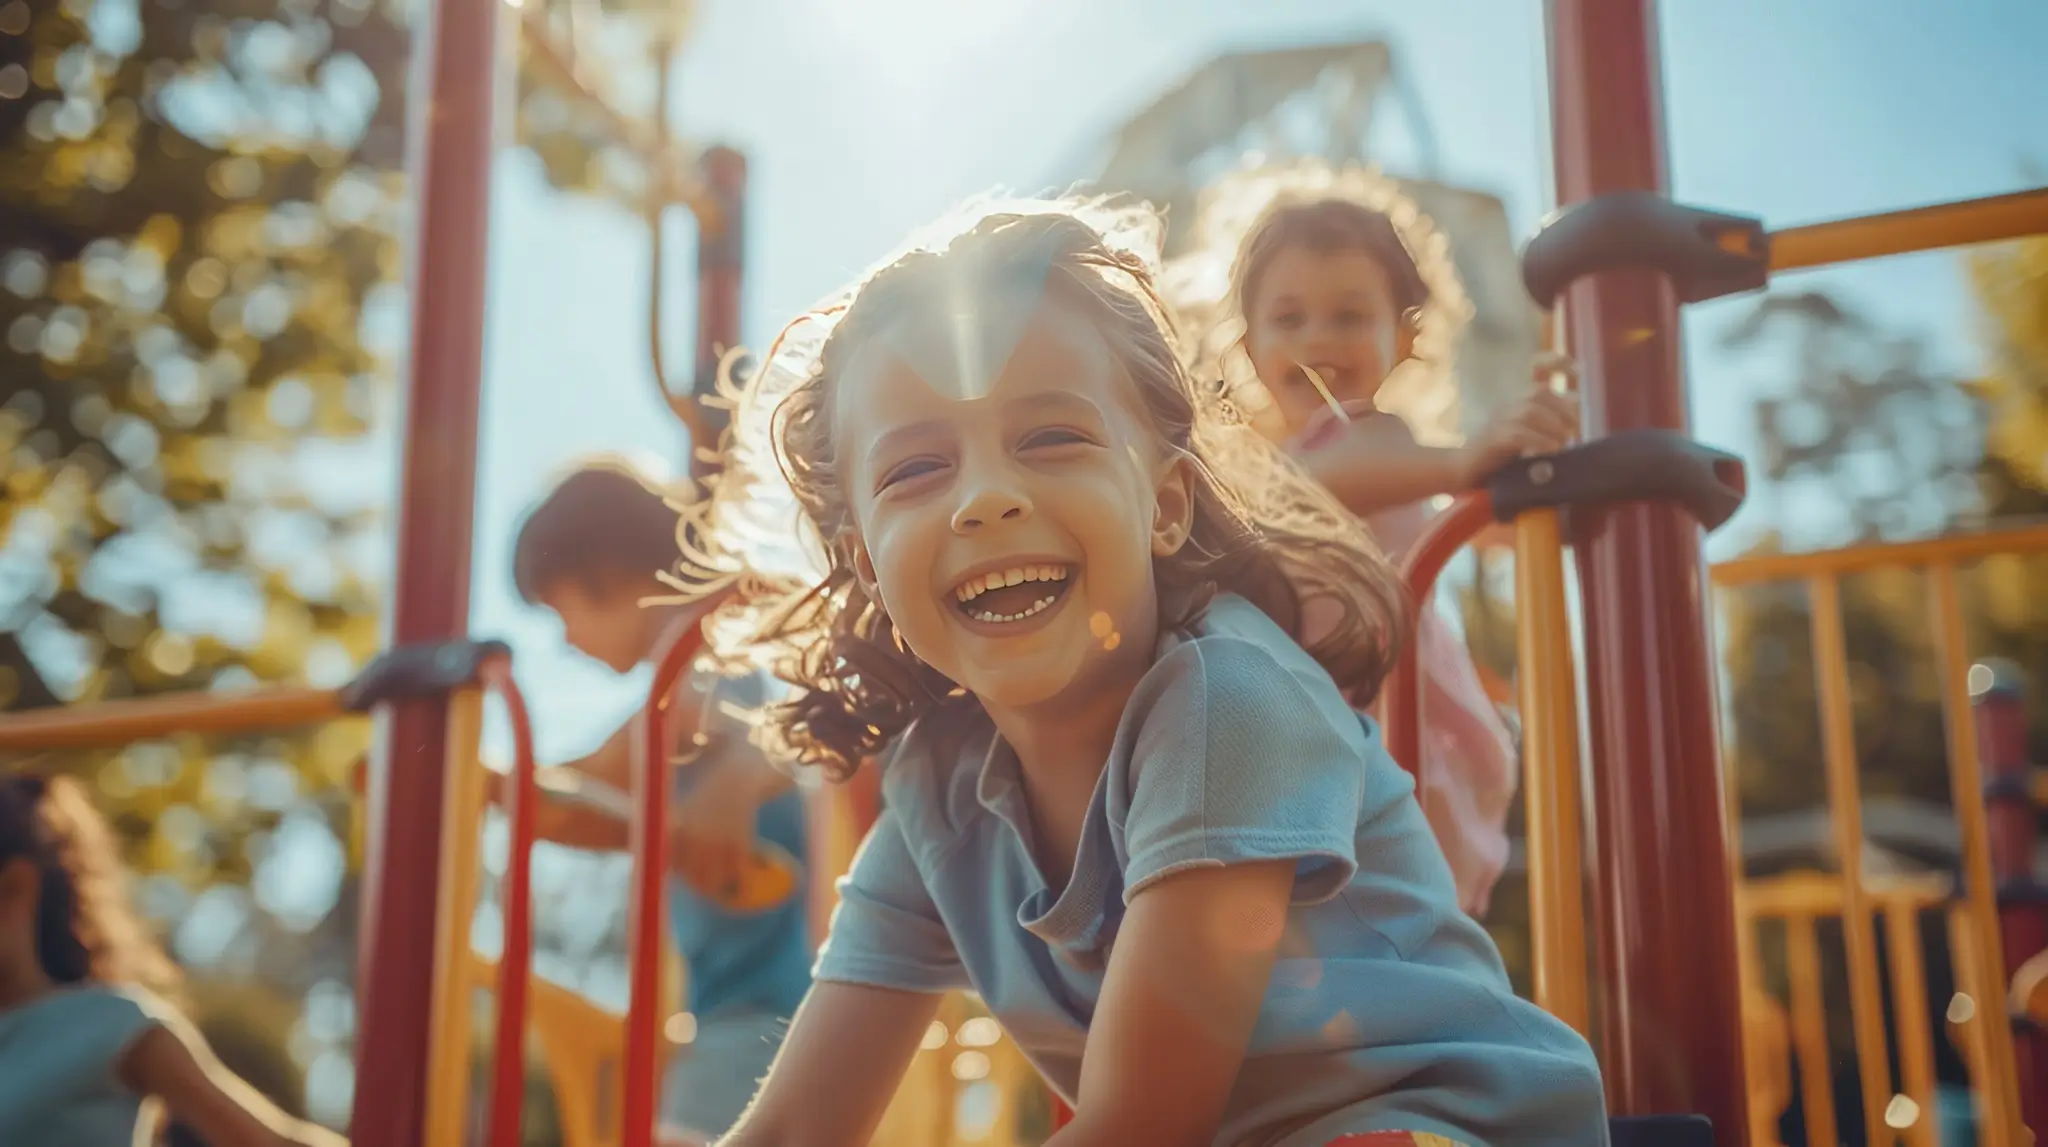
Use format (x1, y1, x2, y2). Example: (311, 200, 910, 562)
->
(1530, 460, 1555, 485)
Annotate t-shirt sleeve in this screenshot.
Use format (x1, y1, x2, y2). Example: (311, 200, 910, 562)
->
(812, 804, 967, 994)
(1119, 634, 1369, 905)
(0, 985, 164, 1134)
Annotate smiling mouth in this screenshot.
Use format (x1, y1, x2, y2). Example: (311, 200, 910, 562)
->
(951, 563, 1074, 625)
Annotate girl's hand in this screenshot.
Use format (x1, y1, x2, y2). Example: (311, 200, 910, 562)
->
(1459, 364, 1580, 487)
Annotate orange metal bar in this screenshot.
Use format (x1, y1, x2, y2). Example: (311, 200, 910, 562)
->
(1785, 911, 1841, 1147)
(1769, 187, 2048, 274)
(1711, 522, 2048, 587)
(1945, 905, 2005, 1146)
(1882, 897, 1938, 1147)
(1384, 490, 1495, 777)
(622, 622, 707, 1147)
(1806, 575, 1897, 1146)
(1514, 506, 1591, 1037)
(425, 688, 487, 1147)
(484, 657, 540, 1147)
(1928, 565, 2025, 1147)
(0, 686, 345, 752)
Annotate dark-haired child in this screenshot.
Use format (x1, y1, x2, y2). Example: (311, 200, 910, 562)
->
(508, 456, 810, 1146)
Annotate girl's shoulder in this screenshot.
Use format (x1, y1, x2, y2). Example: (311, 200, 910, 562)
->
(1127, 595, 1378, 767)
(872, 698, 1001, 843)
(0, 982, 166, 1030)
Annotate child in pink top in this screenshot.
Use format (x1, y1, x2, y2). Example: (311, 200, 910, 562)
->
(1173, 170, 1578, 915)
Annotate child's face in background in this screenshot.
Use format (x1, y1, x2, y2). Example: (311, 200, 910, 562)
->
(832, 290, 1189, 714)
(542, 579, 652, 674)
(1242, 245, 1415, 437)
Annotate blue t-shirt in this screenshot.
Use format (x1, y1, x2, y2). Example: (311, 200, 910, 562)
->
(668, 670, 813, 1020)
(0, 984, 165, 1146)
(813, 595, 1608, 1147)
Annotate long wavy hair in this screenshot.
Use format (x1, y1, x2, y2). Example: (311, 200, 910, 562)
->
(0, 771, 182, 995)
(679, 195, 1408, 778)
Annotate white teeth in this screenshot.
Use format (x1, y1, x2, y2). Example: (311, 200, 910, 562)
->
(966, 596, 1059, 624)
(952, 564, 1070, 603)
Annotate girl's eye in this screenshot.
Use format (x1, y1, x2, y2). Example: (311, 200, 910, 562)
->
(1273, 312, 1306, 331)
(878, 457, 947, 490)
(1018, 427, 1092, 451)
(1335, 309, 1370, 327)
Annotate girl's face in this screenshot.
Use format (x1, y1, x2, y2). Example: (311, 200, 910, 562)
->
(1242, 245, 1415, 436)
(831, 289, 1193, 714)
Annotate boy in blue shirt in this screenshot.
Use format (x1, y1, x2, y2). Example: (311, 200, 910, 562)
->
(507, 457, 811, 1146)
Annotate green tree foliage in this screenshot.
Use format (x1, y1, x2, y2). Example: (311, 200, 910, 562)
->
(0, 0, 699, 1126)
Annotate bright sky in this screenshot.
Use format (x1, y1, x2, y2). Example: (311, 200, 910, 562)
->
(442, 0, 2047, 760)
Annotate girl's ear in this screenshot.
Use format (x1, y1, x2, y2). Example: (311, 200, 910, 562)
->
(1394, 307, 1421, 364)
(1151, 456, 1196, 558)
(849, 538, 882, 599)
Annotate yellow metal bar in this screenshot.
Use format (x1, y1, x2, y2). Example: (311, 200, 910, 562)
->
(0, 686, 347, 752)
(1927, 566, 2024, 1147)
(1513, 507, 1591, 1037)
(1785, 911, 1841, 1147)
(1881, 896, 1938, 1147)
(487, 952, 624, 1147)
(1739, 870, 1949, 918)
(1769, 187, 2048, 273)
(425, 688, 487, 1147)
(1734, 903, 1780, 1147)
(1711, 522, 2048, 588)
(1944, 905, 2003, 1143)
(1806, 575, 1898, 1146)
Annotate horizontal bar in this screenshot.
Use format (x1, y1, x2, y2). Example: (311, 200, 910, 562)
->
(1738, 869, 1951, 917)
(1770, 187, 2048, 274)
(1711, 522, 2048, 588)
(0, 686, 348, 753)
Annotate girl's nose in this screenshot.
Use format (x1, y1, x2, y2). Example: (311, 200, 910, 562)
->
(950, 474, 1032, 533)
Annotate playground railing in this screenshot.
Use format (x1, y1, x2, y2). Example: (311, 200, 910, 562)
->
(1713, 524, 2048, 1147)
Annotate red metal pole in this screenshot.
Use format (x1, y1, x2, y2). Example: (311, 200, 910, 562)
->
(622, 622, 706, 1147)
(1384, 491, 1496, 777)
(484, 658, 540, 1147)
(350, 0, 498, 1138)
(1971, 660, 2048, 1132)
(691, 146, 746, 479)
(1546, 0, 1750, 1137)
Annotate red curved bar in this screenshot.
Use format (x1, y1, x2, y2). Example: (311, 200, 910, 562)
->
(1383, 491, 1496, 775)
(622, 621, 709, 1147)
(481, 656, 540, 1147)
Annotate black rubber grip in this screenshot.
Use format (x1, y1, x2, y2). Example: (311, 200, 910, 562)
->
(1487, 429, 1748, 532)
(341, 639, 512, 712)
(1523, 191, 1769, 308)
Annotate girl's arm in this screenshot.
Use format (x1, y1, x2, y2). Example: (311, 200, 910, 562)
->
(1295, 383, 1581, 519)
(1051, 860, 1297, 1147)
(716, 981, 942, 1147)
(1292, 412, 1472, 516)
(120, 1023, 346, 1147)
